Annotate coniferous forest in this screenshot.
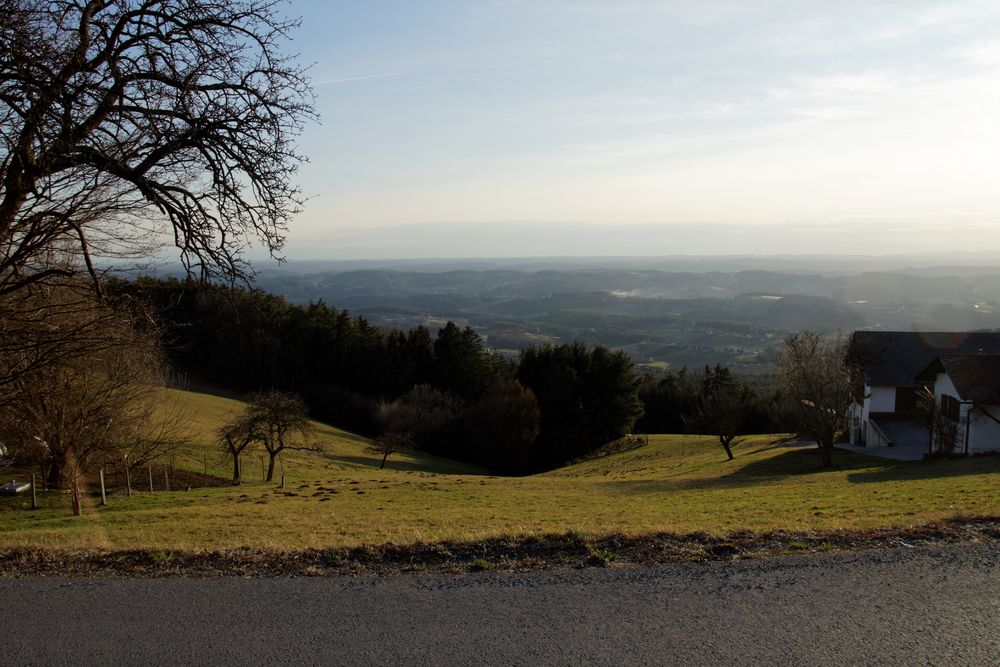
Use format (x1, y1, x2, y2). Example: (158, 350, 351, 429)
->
(111, 277, 781, 474)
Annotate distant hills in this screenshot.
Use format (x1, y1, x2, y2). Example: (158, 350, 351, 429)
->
(133, 255, 1000, 372)
(229, 259, 1000, 373)
(249, 251, 1000, 276)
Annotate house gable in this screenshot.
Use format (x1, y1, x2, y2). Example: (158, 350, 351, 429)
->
(915, 355, 1000, 403)
(914, 354, 1000, 454)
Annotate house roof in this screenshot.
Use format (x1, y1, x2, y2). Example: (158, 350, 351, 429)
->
(851, 331, 1000, 387)
(915, 355, 1000, 403)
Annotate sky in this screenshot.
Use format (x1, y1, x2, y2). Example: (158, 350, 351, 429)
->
(281, 0, 1000, 258)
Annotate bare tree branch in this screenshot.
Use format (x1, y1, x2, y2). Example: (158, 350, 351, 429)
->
(0, 0, 316, 290)
(775, 331, 852, 468)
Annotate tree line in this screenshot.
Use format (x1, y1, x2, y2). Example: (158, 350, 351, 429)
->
(109, 278, 801, 475)
(108, 278, 646, 473)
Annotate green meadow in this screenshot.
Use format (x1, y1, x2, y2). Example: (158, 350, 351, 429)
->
(1, 389, 998, 551)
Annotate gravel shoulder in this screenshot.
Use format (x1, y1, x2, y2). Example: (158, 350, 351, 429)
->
(2, 516, 999, 577)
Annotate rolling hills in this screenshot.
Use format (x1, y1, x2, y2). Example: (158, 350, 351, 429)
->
(248, 265, 1000, 372)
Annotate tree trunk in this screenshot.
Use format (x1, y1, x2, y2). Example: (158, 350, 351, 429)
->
(71, 479, 82, 516)
(232, 452, 241, 485)
(266, 452, 276, 482)
(380, 451, 389, 469)
(819, 442, 833, 467)
(46, 460, 63, 490)
(721, 438, 734, 461)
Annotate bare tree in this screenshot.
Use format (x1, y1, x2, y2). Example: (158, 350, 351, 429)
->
(0, 276, 115, 391)
(0, 285, 186, 513)
(218, 392, 317, 484)
(245, 391, 317, 482)
(0, 0, 316, 295)
(366, 430, 415, 470)
(684, 366, 754, 461)
(367, 387, 460, 469)
(0, 2, 315, 464)
(218, 412, 259, 485)
(775, 331, 852, 468)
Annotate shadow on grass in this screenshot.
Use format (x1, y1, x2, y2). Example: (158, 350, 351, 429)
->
(597, 448, 857, 494)
(323, 452, 449, 473)
(720, 443, 1000, 485)
(322, 452, 486, 476)
(599, 445, 1000, 494)
(846, 455, 1000, 484)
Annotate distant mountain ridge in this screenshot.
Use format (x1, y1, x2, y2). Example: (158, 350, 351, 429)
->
(127, 256, 1000, 372)
(235, 264, 1000, 373)
(255, 267, 1000, 304)
(246, 252, 1000, 276)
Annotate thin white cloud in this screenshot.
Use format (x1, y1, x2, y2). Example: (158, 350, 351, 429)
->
(908, 0, 1000, 28)
(314, 72, 406, 86)
(954, 40, 1000, 68)
(770, 70, 928, 106)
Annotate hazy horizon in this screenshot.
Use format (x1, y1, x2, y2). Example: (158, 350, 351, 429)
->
(280, 218, 1000, 261)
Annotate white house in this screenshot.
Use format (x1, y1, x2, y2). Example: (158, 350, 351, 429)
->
(847, 331, 1000, 449)
(915, 355, 1000, 455)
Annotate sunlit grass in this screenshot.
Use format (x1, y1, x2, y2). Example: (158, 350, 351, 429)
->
(1, 389, 998, 551)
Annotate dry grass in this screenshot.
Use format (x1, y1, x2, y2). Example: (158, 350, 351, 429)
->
(1, 389, 999, 551)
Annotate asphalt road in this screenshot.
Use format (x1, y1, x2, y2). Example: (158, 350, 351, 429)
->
(3, 542, 999, 666)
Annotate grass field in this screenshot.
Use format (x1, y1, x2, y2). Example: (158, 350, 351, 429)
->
(1, 389, 999, 551)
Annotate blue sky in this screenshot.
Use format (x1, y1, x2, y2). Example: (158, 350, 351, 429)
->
(282, 0, 1000, 258)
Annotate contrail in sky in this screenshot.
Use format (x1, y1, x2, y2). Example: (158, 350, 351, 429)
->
(315, 72, 406, 86)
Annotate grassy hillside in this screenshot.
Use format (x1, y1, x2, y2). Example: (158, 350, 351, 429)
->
(161, 389, 481, 478)
(1, 389, 998, 551)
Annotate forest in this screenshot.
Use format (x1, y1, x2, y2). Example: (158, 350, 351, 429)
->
(110, 278, 784, 474)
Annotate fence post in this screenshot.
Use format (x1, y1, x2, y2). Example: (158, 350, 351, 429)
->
(99, 469, 107, 506)
(260, 455, 265, 483)
(30, 472, 37, 510)
(164, 467, 170, 492)
(148, 465, 154, 493)
(125, 457, 132, 498)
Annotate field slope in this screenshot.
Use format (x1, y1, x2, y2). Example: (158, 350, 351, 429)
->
(1, 389, 998, 551)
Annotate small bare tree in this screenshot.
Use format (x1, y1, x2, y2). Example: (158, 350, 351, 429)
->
(367, 387, 460, 469)
(775, 331, 852, 468)
(246, 391, 318, 482)
(366, 430, 415, 470)
(218, 413, 260, 485)
(684, 366, 754, 461)
(219, 392, 317, 484)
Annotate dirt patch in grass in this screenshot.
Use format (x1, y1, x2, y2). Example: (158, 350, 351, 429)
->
(1, 516, 998, 578)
